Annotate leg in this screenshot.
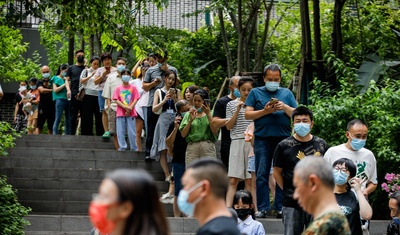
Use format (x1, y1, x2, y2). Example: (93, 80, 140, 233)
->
(69, 95, 80, 135)
(159, 150, 170, 178)
(282, 207, 307, 235)
(108, 109, 119, 150)
(47, 101, 56, 134)
(98, 91, 109, 134)
(254, 137, 271, 215)
(251, 172, 257, 212)
(127, 117, 137, 151)
(226, 177, 240, 207)
(135, 117, 143, 151)
(269, 168, 276, 199)
(116, 117, 127, 150)
(53, 99, 64, 135)
(93, 96, 104, 136)
(80, 95, 94, 136)
(172, 163, 185, 217)
(145, 108, 159, 156)
(64, 100, 72, 135)
(220, 143, 231, 171)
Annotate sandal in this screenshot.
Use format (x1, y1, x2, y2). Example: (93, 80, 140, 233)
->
(102, 131, 111, 138)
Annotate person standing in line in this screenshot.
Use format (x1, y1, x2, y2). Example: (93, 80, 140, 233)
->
(27, 78, 40, 134)
(273, 106, 328, 235)
(102, 57, 127, 150)
(36, 65, 55, 134)
(94, 52, 117, 138)
(225, 77, 254, 207)
(245, 64, 297, 218)
(178, 159, 241, 235)
(52, 64, 72, 135)
(142, 50, 178, 160)
(65, 49, 86, 135)
(13, 81, 28, 132)
(293, 156, 351, 235)
(80, 56, 104, 136)
(112, 69, 139, 151)
(212, 76, 240, 170)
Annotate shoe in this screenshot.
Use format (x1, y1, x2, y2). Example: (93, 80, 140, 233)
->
(144, 156, 153, 162)
(160, 192, 174, 204)
(255, 210, 267, 218)
(102, 131, 111, 138)
(276, 210, 282, 219)
(165, 175, 172, 183)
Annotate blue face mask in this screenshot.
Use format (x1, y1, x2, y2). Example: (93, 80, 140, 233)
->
(180, 111, 188, 117)
(349, 134, 366, 151)
(30, 85, 37, 90)
(177, 182, 203, 217)
(333, 169, 348, 185)
(197, 108, 202, 113)
(393, 217, 400, 225)
(233, 88, 241, 98)
(42, 73, 50, 79)
(265, 82, 279, 92)
(117, 65, 125, 72)
(121, 75, 131, 82)
(61, 72, 67, 77)
(294, 123, 311, 137)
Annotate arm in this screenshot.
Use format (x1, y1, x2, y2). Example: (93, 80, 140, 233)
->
(142, 79, 161, 92)
(274, 101, 296, 118)
(166, 117, 181, 147)
(211, 100, 227, 128)
(53, 82, 66, 93)
(273, 167, 284, 190)
(180, 110, 196, 138)
(131, 60, 141, 76)
(14, 102, 19, 122)
(362, 183, 377, 197)
(225, 102, 243, 130)
(80, 69, 94, 85)
(38, 86, 52, 94)
(152, 90, 168, 113)
(203, 103, 218, 135)
(245, 105, 274, 120)
(351, 179, 373, 220)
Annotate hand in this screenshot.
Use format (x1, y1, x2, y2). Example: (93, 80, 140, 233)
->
(236, 101, 244, 110)
(67, 91, 71, 99)
(125, 110, 131, 116)
(91, 70, 97, 77)
(189, 108, 197, 121)
(349, 177, 362, 192)
(124, 106, 132, 112)
(274, 101, 286, 110)
(164, 92, 172, 102)
(174, 116, 182, 128)
(160, 63, 168, 72)
(102, 69, 111, 77)
(202, 102, 211, 114)
(264, 101, 276, 113)
(154, 77, 162, 84)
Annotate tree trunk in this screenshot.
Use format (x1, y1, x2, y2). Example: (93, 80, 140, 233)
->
(255, 0, 273, 72)
(298, 0, 312, 104)
(89, 34, 94, 57)
(237, 0, 244, 74)
(68, 32, 74, 65)
(313, 0, 325, 82)
(218, 8, 233, 78)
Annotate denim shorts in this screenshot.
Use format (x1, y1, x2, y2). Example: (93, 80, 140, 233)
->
(247, 156, 255, 173)
(98, 90, 105, 112)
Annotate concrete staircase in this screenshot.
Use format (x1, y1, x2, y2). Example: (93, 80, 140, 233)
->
(0, 134, 390, 235)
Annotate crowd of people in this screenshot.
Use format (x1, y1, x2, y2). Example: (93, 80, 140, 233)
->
(8, 49, 400, 235)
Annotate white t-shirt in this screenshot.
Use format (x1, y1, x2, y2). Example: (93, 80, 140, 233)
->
(80, 68, 98, 96)
(226, 99, 252, 140)
(102, 73, 122, 111)
(324, 144, 378, 187)
(130, 78, 145, 119)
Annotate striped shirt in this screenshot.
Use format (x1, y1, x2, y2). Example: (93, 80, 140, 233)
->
(226, 99, 252, 140)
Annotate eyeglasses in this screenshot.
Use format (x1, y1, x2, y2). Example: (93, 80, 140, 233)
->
(333, 166, 349, 174)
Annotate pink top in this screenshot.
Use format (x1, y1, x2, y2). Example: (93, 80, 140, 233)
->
(112, 84, 140, 117)
(245, 122, 255, 157)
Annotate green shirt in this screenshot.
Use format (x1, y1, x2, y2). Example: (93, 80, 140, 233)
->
(179, 112, 217, 143)
(52, 75, 67, 101)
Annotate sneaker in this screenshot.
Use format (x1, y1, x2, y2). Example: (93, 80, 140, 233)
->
(276, 210, 282, 219)
(160, 192, 174, 204)
(102, 131, 111, 138)
(144, 156, 153, 162)
(255, 210, 267, 218)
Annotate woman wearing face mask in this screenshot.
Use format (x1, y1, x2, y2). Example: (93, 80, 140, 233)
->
(179, 89, 218, 166)
(388, 191, 400, 235)
(332, 158, 372, 235)
(233, 190, 265, 235)
(89, 169, 169, 235)
(26, 78, 41, 134)
(52, 63, 72, 135)
(14, 81, 29, 132)
(151, 70, 181, 182)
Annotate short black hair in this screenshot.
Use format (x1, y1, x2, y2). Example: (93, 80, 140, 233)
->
(193, 89, 209, 100)
(347, 119, 368, 131)
(390, 191, 400, 210)
(292, 106, 314, 122)
(117, 57, 127, 63)
(29, 77, 38, 84)
(100, 52, 112, 62)
(155, 49, 168, 59)
(90, 56, 100, 64)
(238, 77, 254, 88)
(263, 64, 281, 77)
(75, 49, 84, 55)
(332, 158, 357, 178)
(121, 69, 131, 76)
(57, 63, 69, 75)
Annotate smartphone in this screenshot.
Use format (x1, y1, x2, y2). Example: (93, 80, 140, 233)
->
(204, 99, 210, 106)
(270, 98, 278, 105)
(348, 171, 369, 184)
(169, 88, 175, 94)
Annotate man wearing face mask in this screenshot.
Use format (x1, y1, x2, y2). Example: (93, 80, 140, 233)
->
(244, 64, 297, 218)
(178, 158, 240, 235)
(65, 49, 86, 135)
(273, 106, 328, 235)
(142, 50, 178, 160)
(324, 119, 378, 197)
(36, 65, 55, 134)
(102, 57, 128, 150)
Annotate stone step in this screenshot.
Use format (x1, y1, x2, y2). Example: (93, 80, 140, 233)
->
(23, 214, 391, 235)
(14, 139, 115, 150)
(15, 134, 114, 143)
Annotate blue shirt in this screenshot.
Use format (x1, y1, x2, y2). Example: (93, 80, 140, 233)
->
(237, 216, 266, 235)
(245, 86, 297, 137)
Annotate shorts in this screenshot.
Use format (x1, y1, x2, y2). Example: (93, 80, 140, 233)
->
(98, 90, 105, 112)
(228, 139, 251, 179)
(28, 109, 39, 121)
(247, 156, 255, 173)
(107, 109, 116, 134)
(172, 162, 185, 196)
(185, 140, 216, 167)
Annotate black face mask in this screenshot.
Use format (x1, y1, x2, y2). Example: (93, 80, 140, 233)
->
(77, 55, 84, 63)
(235, 208, 252, 221)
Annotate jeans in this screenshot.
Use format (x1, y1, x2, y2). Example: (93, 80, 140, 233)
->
(172, 162, 186, 196)
(81, 94, 103, 136)
(282, 207, 312, 235)
(53, 99, 71, 135)
(116, 116, 137, 151)
(145, 107, 159, 156)
(254, 136, 285, 211)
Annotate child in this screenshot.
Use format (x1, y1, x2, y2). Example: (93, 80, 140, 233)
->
(233, 190, 265, 235)
(19, 86, 33, 117)
(112, 69, 139, 151)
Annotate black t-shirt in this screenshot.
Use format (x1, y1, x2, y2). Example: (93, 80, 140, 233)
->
(37, 80, 54, 107)
(212, 95, 233, 146)
(197, 216, 240, 235)
(167, 114, 186, 164)
(66, 64, 85, 95)
(273, 135, 328, 208)
(335, 191, 362, 235)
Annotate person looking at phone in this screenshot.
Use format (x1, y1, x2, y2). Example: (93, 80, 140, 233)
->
(387, 191, 400, 235)
(244, 64, 297, 218)
(332, 158, 372, 235)
(94, 52, 117, 138)
(143, 50, 178, 160)
(179, 89, 218, 166)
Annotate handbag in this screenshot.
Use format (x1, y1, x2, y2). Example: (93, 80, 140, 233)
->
(76, 88, 85, 101)
(153, 89, 163, 115)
